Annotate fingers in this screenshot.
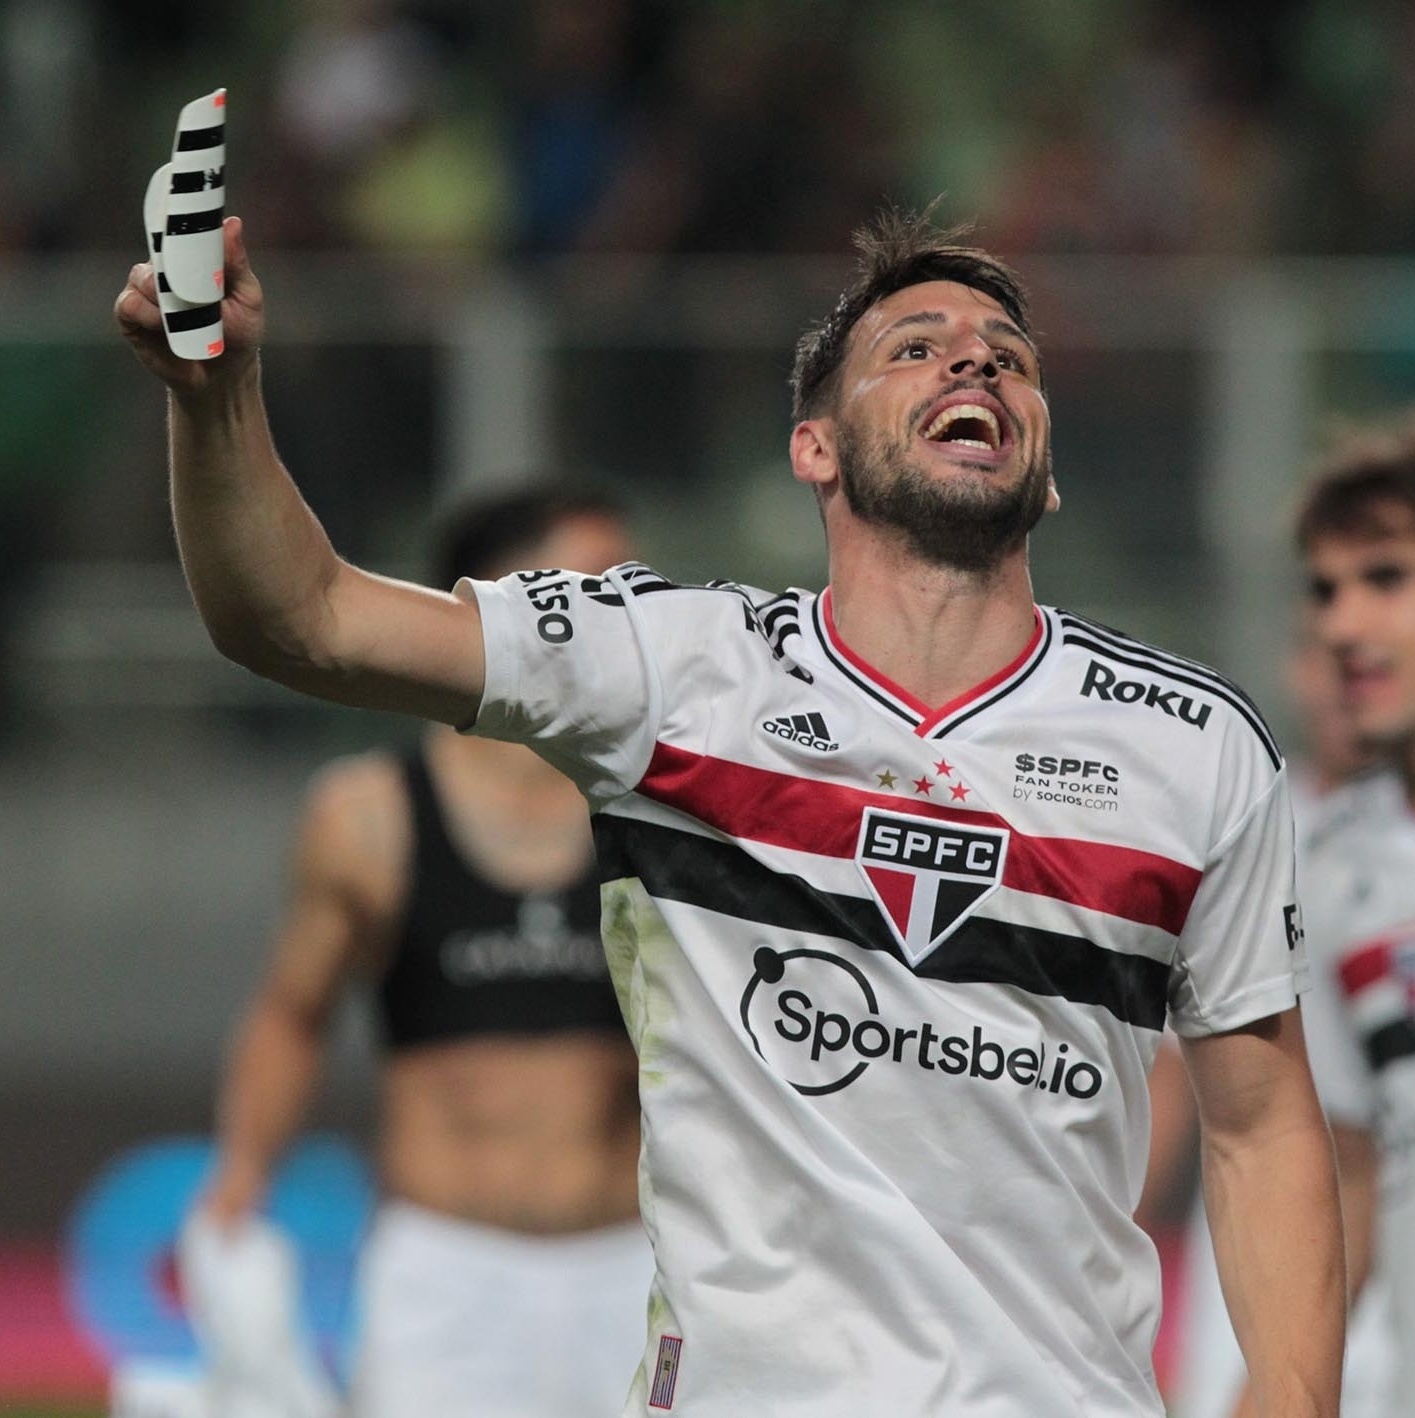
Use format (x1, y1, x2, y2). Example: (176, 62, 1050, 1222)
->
(113, 263, 162, 334)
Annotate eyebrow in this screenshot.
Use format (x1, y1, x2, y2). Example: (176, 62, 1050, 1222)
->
(874, 310, 1037, 358)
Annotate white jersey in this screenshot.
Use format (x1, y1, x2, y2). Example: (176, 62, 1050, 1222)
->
(1298, 770, 1415, 1412)
(1169, 771, 1399, 1418)
(465, 565, 1306, 1418)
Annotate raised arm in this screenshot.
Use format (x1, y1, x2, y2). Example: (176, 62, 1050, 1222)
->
(1181, 1008, 1346, 1418)
(198, 755, 405, 1223)
(115, 217, 484, 726)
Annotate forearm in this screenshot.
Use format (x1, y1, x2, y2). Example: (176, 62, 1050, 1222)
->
(205, 1000, 326, 1220)
(1204, 1116, 1345, 1416)
(169, 361, 343, 683)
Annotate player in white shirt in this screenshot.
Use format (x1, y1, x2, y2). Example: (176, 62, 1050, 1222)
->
(115, 205, 1344, 1416)
(1294, 426, 1415, 1414)
(1155, 636, 1394, 1418)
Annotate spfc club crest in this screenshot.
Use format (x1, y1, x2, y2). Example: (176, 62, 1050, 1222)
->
(855, 807, 1010, 965)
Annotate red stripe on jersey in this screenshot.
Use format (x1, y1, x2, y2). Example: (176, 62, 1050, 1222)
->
(640, 743, 1201, 935)
(1339, 940, 1394, 998)
(821, 590, 1044, 735)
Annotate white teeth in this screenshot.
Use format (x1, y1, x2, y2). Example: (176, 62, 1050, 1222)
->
(923, 403, 1001, 448)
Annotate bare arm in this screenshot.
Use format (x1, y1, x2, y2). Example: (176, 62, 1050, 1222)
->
(1182, 1007, 1345, 1418)
(115, 218, 484, 725)
(199, 757, 404, 1223)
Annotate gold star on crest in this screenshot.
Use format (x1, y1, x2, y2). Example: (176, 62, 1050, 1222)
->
(876, 770, 898, 789)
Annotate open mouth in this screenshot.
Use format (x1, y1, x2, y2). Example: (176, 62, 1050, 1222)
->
(920, 402, 1003, 453)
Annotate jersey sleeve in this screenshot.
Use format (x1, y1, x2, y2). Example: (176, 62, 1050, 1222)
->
(458, 563, 663, 808)
(1167, 765, 1309, 1037)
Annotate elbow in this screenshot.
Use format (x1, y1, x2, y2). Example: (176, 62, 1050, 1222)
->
(204, 614, 328, 687)
(198, 577, 345, 691)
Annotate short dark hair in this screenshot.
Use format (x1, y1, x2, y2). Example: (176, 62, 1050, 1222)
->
(430, 482, 625, 586)
(1296, 415, 1415, 550)
(790, 204, 1036, 422)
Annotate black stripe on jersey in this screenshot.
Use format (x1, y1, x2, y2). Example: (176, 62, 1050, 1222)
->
(758, 593, 804, 654)
(594, 816, 1169, 1030)
(1060, 621, 1282, 771)
(760, 597, 800, 633)
(175, 124, 224, 151)
(602, 564, 764, 602)
(810, 597, 920, 727)
(166, 208, 224, 236)
(927, 611, 1054, 739)
(164, 302, 222, 333)
(583, 564, 680, 606)
(1365, 1018, 1415, 1072)
(1059, 610, 1272, 719)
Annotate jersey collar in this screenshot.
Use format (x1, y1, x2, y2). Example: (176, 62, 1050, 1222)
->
(813, 589, 1053, 739)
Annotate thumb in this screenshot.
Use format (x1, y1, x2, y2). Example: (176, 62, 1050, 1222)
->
(224, 215, 251, 286)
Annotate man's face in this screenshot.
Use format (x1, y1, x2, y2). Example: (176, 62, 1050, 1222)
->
(1306, 516, 1415, 744)
(827, 280, 1054, 571)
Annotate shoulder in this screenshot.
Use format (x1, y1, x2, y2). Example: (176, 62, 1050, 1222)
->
(298, 748, 412, 877)
(1302, 769, 1400, 850)
(594, 562, 804, 653)
(589, 563, 786, 614)
(1049, 607, 1282, 774)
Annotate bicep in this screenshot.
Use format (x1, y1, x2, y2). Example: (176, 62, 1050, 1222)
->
(1180, 1007, 1326, 1144)
(287, 563, 486, 727)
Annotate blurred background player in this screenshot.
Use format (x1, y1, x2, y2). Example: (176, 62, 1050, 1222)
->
(1291, 420, 1415, 1416)
(184, 485, 651, 1418)
(1153, 425, 1415, 1418)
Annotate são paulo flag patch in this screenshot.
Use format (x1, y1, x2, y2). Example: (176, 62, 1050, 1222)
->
(855, 807, 1010, 965)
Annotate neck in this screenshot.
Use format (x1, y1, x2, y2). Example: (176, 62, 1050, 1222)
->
(825, 527, 1039, 708)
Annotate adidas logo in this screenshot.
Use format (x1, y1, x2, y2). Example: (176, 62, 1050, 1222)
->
(762, 711, 840, 752)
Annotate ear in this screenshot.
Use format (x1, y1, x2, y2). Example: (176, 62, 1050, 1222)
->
(791, 418, 838, 490)
(1045, 473, 1060, 514)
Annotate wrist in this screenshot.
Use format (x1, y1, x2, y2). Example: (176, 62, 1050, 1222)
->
(168, 352, 262, 419)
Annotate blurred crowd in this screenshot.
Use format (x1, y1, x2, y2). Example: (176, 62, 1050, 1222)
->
(4, 0, 1415, 262)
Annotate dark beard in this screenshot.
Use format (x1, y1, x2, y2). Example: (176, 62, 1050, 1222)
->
(836, 420, 1051, 574)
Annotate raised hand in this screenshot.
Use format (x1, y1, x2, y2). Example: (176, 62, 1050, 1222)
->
(115, 215, 264, 396)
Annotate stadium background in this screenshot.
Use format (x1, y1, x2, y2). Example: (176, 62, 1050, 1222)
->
(3, 0, 1414, 1412)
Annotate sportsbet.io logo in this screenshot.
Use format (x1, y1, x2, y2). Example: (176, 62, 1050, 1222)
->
(739, 946, 1103, 1100)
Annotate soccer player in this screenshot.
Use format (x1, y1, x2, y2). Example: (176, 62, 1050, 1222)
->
(1286, 424, 1415, 1415)
(182, 485, 650, 1417)
(1159, 631, 1392, 1418)
(116, 207, 1344, 1416)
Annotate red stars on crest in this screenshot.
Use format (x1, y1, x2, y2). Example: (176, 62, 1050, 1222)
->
(874, 757, 977, 804)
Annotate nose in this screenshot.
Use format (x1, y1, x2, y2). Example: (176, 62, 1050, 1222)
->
(947, 327, 999, 381)
(1313, 586, 1365, 651)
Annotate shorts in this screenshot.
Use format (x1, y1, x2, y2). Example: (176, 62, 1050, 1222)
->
(349, 1200, 654, 1418)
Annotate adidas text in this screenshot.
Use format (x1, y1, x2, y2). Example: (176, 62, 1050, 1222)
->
(763, 713, 840, 752)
